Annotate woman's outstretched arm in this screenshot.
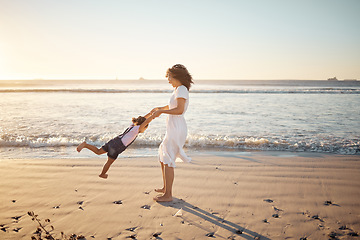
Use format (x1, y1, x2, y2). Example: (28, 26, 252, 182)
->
(153, 98, 185, 117)
(151, 105, 169, 115)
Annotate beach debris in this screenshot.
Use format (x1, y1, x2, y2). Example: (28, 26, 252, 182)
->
(144, 191, 150, 194)
(299, 237, 307, 240)
(174, 208, 183, 217)
(263, 219, 268, 223)
(272, 214, 279, 218)
(53, 205, 60, 209)
(125, 227, 137, 232)
(79, 206, 84, 211)
(160, 223, 163, 226)
(12, 200, 16, 203)
(254, 236, 260, 240)
(152, 232, 162, 237)
(113, 200, 123, 205)
(28, 211, 85, 240)
(205, 232, 215, 237)
(235, 229, 243, 234)
(141, 204, 151, 210)
(263, 199, 273, 203)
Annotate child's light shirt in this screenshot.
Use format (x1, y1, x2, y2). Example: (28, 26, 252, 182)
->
(121, 124, 140, 147)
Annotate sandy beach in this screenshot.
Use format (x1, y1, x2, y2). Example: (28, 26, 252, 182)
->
(1, 152, 359, 240)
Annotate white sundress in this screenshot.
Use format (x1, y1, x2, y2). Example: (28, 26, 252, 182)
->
(158, 85, 191, 167)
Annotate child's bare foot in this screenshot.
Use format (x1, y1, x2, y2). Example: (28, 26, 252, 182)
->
(99, 174, 108, 179)
(153, 194, 173, 202)
(155, 188, 165, 193)
(77, 141, 86, 152)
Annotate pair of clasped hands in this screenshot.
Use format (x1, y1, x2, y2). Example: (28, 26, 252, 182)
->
(150, 107, 165, 119)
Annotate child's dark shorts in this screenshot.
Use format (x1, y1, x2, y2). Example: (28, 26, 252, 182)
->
(101, 137, 126, 160)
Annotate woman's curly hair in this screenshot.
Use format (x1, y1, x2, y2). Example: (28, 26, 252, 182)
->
(166, 64, 194, 90)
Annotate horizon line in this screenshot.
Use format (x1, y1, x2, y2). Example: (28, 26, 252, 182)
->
(0, 78, 356, 81)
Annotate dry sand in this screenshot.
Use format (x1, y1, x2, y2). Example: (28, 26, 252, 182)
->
(0, 152, 359, 240)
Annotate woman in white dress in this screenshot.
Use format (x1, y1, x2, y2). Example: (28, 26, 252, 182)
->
(151, 64, 193, 202)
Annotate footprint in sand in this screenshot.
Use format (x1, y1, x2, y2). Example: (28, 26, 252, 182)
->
(13, 227, 22, 232)
(125, 227, 137, 232)
(11, 216, 22, 221)
(152, 232, 162, 237)
(205, 232, 215, 237)
(324, 200, 340, 207)
(1, 224, 8, 232)
(141, 205, 151, 210)
(272, 206, 283, 212)
(126, 234, 136, 239)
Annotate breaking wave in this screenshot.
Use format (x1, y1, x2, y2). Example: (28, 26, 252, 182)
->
(1, 133, 359, 155)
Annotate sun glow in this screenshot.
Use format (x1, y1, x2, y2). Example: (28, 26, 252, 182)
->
(0, 1, 359, 80)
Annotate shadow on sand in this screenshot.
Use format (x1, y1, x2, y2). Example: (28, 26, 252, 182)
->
(158, 198, 271, 240)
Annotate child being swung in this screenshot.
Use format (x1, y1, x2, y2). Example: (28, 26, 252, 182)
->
(77, 112, 155, 179)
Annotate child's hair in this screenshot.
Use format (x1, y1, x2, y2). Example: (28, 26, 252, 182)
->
(166, 64, 193, 90)
(132, 116, 146, 125)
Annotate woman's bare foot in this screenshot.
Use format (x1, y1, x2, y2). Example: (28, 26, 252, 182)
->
(153, 194, 173, 202)
(99, 174, 108, 179)
(77, 141, 86, 152)
(155, 188, 165, 193)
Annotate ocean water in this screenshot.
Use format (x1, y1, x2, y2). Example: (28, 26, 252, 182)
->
(0, 80, 359, 159)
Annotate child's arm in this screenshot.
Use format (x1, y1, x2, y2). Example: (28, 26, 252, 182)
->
(138, 114, 156, 133)
(143, 111, 153, 119)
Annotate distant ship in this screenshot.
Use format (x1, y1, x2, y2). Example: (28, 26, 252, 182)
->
(327, 77, 338, 81)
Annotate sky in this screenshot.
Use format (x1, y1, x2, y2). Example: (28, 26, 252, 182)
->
(0, 0, 359, 80)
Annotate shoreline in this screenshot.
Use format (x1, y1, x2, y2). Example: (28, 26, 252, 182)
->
(1, 148, 360, 161)
(1, 153, 359, 239)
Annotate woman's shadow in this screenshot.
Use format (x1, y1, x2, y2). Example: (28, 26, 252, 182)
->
(158, 198, 271, 240)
